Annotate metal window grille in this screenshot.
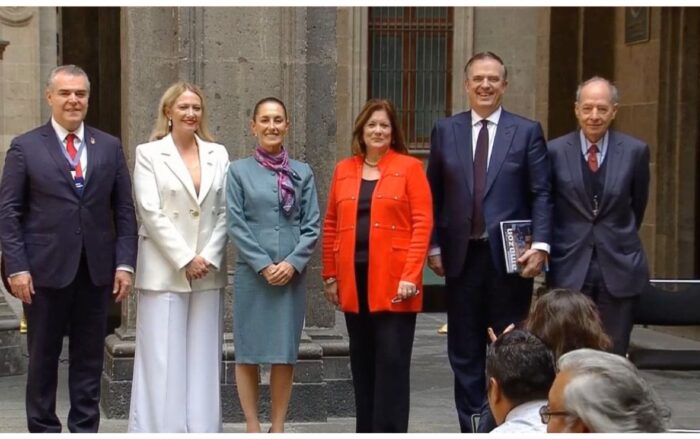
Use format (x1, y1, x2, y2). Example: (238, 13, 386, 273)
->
(368, 7, 453, 150)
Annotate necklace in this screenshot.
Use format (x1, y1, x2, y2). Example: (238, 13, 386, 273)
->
(364, 159, 379, 167)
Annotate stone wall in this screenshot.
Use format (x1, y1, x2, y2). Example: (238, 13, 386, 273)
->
(102, 6, 351, 421)
(0, 7, 42, 165)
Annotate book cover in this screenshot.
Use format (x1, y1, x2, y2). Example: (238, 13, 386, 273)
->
(500, 220, 533, 274)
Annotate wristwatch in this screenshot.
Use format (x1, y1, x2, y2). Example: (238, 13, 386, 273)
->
(324, 277, 337, 285)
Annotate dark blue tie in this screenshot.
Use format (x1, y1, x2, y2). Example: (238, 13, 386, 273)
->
(471, 119, 488, 237)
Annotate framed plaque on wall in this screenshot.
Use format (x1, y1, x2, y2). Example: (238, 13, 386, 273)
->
(625, 7, 650, 45)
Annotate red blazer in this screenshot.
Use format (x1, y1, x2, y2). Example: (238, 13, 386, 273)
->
(322, 150, 433, 313)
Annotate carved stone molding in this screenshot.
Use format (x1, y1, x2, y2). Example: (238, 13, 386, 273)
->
(0, 7, 34, 27)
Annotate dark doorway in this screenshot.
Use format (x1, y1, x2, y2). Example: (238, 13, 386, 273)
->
(60, 7, 121, 138)
(60, 7, 122, 332)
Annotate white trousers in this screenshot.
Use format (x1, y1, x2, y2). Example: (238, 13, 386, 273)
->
(128, 289, 223, 432)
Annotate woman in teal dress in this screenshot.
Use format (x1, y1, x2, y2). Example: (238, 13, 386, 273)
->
(226, 97, 320, 433)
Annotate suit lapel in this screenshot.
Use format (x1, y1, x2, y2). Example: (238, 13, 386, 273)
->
(161, 134, 199, 204)
(564, 132, 593, 215)
(196, 136, 215, 205)
(484, 111, 515, 197)
(453, 112, 474, 196)
(600, 130, 623, 213)
(82, 126, 98, 190)
(39, 123, 81, 196)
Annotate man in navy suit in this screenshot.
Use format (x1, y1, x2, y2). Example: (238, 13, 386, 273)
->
(548, 77, 650, 356)
(0, 65, 137, 432)
(426, 52, 552, 432)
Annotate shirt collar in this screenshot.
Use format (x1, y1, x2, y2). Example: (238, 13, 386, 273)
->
(51, 117, 85, 144)
(579, 130, 609, 155)
(471, 106, 502, 127)
(504, 399, 548, 424)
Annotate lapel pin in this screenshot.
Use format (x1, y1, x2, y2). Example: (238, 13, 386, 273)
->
(90, 137, 96, 144)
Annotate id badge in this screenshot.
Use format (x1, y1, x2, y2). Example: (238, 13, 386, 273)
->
(73, 174, 85, 189)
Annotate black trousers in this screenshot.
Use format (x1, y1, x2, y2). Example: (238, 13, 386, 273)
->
(344, 261, 417, 433)
(446, 240, 532, 433)
(581, 253, 637, 356)
(25, 253, 111, 433)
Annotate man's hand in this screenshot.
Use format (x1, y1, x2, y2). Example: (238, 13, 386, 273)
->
(427, 254, 445, 277)
(517, 248, 547, 278)
(185, 255, 210, 281)
(10, 273, 35, 304)
(113, 270, 133, 303)
(266, 261, 295, 286)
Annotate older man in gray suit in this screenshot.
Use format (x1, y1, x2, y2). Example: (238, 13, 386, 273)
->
(547, 76, 650, 356)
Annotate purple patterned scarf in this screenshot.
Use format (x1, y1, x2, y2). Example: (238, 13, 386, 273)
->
(254, 146, 296, 216)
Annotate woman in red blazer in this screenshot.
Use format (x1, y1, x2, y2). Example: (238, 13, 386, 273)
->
(322, 99, 433, 432)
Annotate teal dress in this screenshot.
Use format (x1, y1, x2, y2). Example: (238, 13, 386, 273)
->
(226, 156, 320, 364)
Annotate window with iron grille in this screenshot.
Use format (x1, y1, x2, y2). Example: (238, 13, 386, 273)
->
(368, 7, 453, 150)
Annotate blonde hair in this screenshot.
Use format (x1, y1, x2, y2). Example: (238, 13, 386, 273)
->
(149, 81, 215, 142)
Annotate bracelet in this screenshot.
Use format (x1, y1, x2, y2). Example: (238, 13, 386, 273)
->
(324, 277, 337, 285)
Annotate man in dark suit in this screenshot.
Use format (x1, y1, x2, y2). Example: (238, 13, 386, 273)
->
(426, 52, 552, 432)
(547, 76, 650, 356)
(0, 65, 137, 432)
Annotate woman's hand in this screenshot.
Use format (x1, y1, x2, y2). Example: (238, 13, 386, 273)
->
(487, 323, 515, 343)
(186, 255, 210, 281)
(392, 280, 420, 303)
(266, 261, 295, 286)
(323, 280, 338, 306)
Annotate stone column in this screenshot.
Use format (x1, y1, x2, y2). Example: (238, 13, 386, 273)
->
(102, 7, 352, 421)
(0, 38, 26, 378)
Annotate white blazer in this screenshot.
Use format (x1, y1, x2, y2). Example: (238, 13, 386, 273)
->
(133, 133, 229, 292)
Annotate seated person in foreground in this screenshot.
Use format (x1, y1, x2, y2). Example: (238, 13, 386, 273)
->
(544, 348, 670, 433)
(486, 330, 555, 433)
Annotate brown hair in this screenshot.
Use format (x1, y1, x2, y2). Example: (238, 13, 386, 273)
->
(525, 288, 612, 360)
(351, 99, 408, 156)
(150, 81, 214, 142)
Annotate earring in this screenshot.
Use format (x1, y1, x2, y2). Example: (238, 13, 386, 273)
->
(168, 118, 172, 128)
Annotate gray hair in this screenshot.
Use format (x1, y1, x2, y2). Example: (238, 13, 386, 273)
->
(557, 349, 670, 433)
(46, 64, 90, 92)
(575, 76, 618, 104)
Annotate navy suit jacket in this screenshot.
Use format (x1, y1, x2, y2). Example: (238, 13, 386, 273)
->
(547, 130, 650, 297)
(427, 109, 552, 278)
(0, 122, 137, 288)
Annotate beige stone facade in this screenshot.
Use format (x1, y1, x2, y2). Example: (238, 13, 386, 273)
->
(0, 4, 698, 376)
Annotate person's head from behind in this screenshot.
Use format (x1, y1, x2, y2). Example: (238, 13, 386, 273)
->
(544, 348, 670, 433)
(46, 65, 90, 132)
(486, 329, 555, 426)
(526, 288, 611, 359)
(351, 98, 407, 157)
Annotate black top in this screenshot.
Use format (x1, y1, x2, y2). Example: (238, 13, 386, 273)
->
(354, 178, 378, 263)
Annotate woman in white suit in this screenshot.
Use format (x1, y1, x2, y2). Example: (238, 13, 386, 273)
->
(128, 82, 229, 432)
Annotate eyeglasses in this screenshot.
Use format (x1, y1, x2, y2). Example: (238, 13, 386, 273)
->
(539, 404, 572, 424)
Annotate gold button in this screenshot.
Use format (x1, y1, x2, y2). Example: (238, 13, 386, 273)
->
(190, 209, 200, 218)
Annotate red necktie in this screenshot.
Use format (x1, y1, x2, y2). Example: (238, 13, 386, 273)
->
(471, 119, 488, 237)
(66, 133, 83, 178)
(588, 144, 599, 172)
